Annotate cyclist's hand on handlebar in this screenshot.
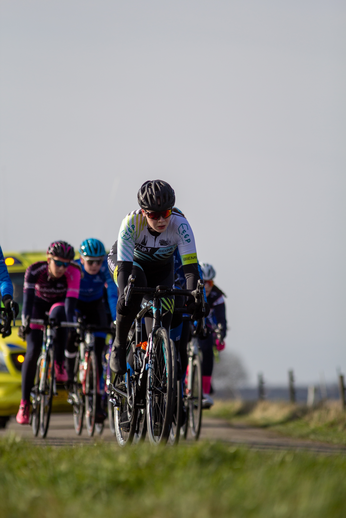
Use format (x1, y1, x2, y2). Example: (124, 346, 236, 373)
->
(18, 317, 31, 340)
(186, 300, 210, 320)
(215, 338, 225, 351)
(3, 297, 19, 318)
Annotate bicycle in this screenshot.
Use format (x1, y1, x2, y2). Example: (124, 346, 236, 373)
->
(109, 276, 205, 446)
(67, 318, 115, 437)
(29, 316, 72, 438)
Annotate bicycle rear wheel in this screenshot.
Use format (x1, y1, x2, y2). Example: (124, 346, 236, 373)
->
(39, 348, 54, 438)
(187, 354, 203, 440)
(85, 350, 97, 437)
(114, 373, 137, 446)
(146, 327, 173, 445)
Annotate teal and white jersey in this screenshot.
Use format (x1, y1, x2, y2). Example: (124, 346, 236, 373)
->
(117, 208, 198, 270)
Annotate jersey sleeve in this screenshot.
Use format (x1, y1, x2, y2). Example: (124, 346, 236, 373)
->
(175, 216, 200, 291)
(22, 263, 38, 318)
(103, 260, 118, 321)
(0, 247, 13, 298)
(65, 263, 81, 299)
(117, 211, 146, 263)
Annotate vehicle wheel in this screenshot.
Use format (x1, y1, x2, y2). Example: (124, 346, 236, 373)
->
(114, 373, 137, 446)
(0, 416, 10, 429)
(85, 350, 97, 437)
(168, 340, 181, 446)
(39, 349, 54, 438)
(146, 328, 173, 445)
(188, 355, 203, 440)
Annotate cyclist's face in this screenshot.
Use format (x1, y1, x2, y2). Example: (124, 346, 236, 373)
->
(81, 256, 103, 275)
(142, 210, 171, 233)
(47, 256, 70, 278)
(204, 280, 213, 297)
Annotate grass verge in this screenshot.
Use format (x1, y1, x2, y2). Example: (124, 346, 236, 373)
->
(1, 435, 346, 518)
(210, 399, 346, 445)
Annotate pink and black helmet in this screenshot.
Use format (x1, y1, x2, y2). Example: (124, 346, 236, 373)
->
(47, 241, 75, 260)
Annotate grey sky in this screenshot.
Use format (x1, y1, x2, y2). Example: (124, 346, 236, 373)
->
(1, 1, 345, 386)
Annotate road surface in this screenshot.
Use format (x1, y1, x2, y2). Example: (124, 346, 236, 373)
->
(1, 411, 345, 454)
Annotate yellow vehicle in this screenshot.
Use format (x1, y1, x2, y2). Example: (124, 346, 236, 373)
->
(0, 251, 70, 427)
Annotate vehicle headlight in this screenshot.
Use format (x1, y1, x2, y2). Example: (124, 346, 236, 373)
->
(11, 353, 25, 372)
(0, 351, 10, 373)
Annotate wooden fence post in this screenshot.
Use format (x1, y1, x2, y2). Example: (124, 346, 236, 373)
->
(258, 373, 265, 401)
(288, 370, 296, 403)
(307, 385, 316, 407)
(338, 374, 345, 410)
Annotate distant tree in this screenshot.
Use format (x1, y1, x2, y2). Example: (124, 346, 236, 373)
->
(212, 350, 248, 397)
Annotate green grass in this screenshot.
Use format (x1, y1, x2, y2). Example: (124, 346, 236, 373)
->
(210, 399, 346, 445)
(1, 435, 346, 518)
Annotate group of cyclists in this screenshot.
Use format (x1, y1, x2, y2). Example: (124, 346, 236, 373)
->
(0, 179, 227, 429)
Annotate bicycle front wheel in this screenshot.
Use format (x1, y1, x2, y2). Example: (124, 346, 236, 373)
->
(168, 339, 182, 446)
(188, 354, 203, 440)
(146, 328, 173, 445)
(31, 355, 43, 437)
(85, 350, 97, 437)
(72, 357, 84, 436)
(39, 349, 54, 438)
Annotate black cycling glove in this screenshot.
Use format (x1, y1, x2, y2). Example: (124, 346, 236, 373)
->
(3, 296, 19, 318)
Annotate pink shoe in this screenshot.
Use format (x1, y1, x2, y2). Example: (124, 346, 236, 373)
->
(54, 361, 68, 383)
(16, 400, 30, 425)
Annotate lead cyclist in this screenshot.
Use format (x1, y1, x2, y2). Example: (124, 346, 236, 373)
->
(107, 179, 209, 375)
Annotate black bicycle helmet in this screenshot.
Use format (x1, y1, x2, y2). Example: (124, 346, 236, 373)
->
(47, 241, 75, 260)
(137, 180, 175, 211)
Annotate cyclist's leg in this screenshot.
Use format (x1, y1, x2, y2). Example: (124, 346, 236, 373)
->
(49, 303, 68, 382)
(198, 333, 214, 408)
(111, 265, 147, 374)
(143, 267, 174, 338)
(17, 328, 43, 424)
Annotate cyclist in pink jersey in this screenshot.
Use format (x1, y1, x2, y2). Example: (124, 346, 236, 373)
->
(16, 241, 81, 425)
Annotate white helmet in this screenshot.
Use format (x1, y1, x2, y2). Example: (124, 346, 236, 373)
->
(200, 263, 216, 281)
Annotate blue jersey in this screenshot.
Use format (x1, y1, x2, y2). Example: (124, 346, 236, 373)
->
(76, 258, 118, 321)
(0, 246, 13, 298)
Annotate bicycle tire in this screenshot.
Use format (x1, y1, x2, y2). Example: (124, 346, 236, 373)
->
(168, 339, 182, 446)
(85, 350, 97, 437)
(108, 395, 116, 435)
(114, 373, 137, 446)
(146, 327, 173, 445)
(39, 348, 54, 438)
(72, 357, 84, 436)
(31, 355, 42, 437)
(188, 354, 203, 440)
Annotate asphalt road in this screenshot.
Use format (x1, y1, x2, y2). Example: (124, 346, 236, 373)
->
(1, 410, 345, 454)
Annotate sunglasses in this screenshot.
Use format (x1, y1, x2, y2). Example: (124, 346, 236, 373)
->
(145, 208, 172, 220)
(85, 258, 103, 266)
(52, 259, 70, 268)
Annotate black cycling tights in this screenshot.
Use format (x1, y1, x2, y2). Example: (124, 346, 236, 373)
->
(115, 265, 174, 350)
(21, 304, 67, 402)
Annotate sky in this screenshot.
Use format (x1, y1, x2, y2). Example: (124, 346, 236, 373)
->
(1, 1, 345, 387)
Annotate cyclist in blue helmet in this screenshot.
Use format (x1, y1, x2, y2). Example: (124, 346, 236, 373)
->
(65, 238, 118, 422)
